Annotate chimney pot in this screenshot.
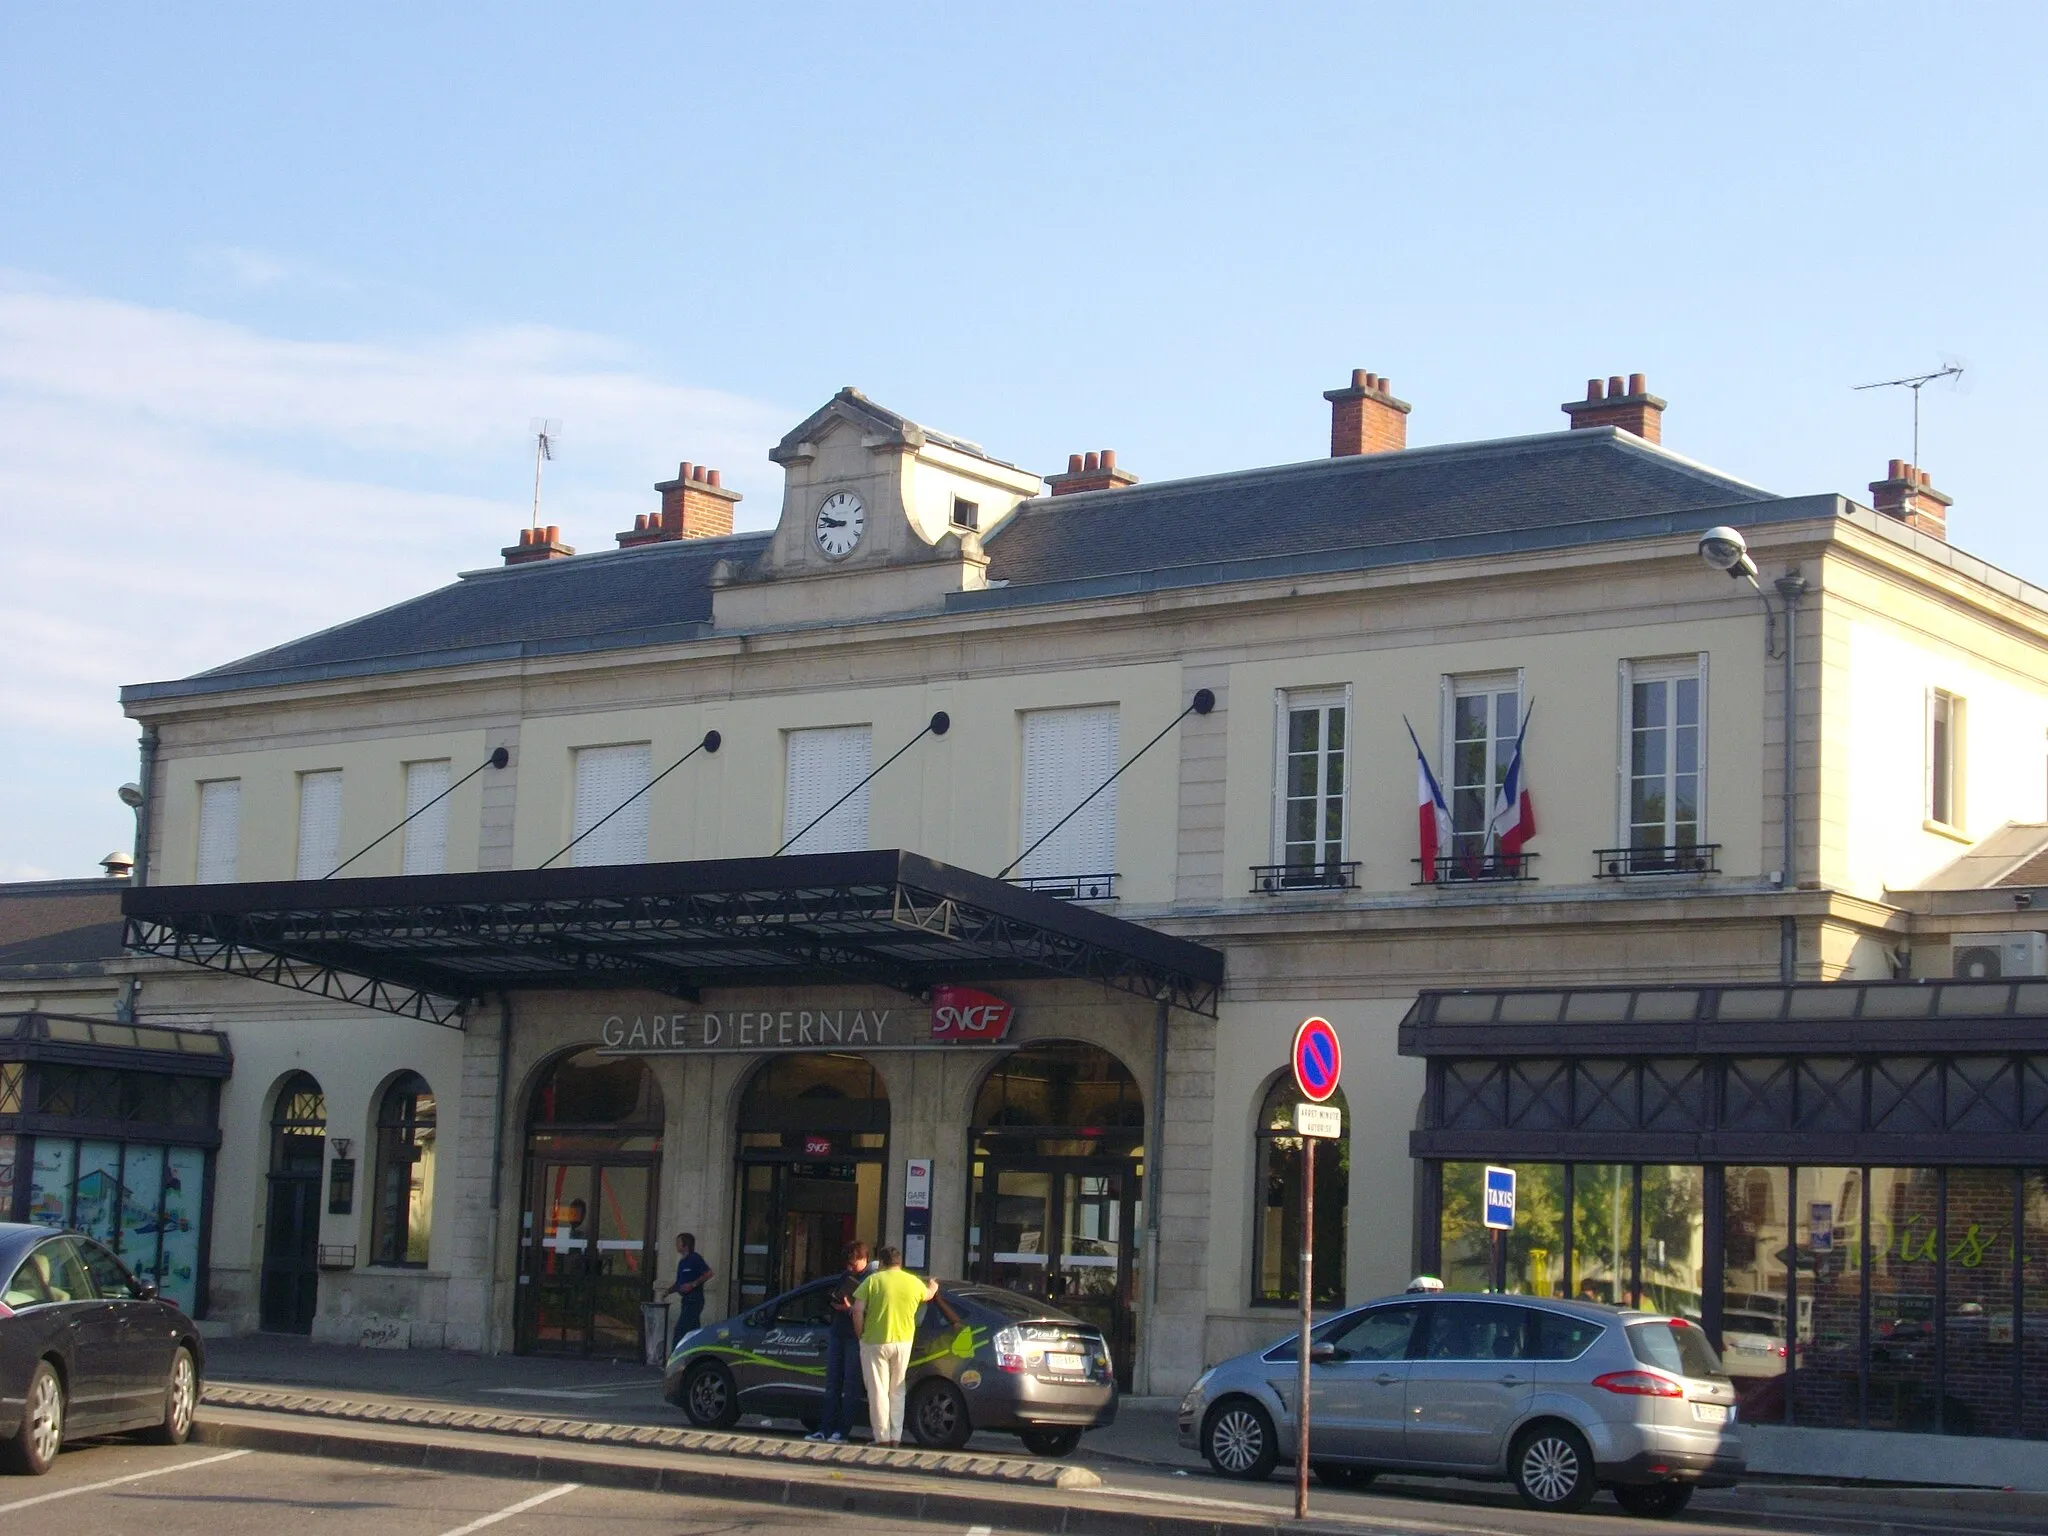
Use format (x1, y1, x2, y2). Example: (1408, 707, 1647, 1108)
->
(1325, 366, 1412, 456)
(1586, 379, 1602, 400)
(1562, 371, 1668, 442)
(1084, 451, 1100, 472)
(1628, 372, 1646, 396)
(545, 525, 560, 544)
(1101, 448, 1117, 470)
(680, 462, 693, 482)
(1608, 375, 1626, 398)
(1067, 453, 1084, 474)
(1351, 368, 1368, 389)
(707, 468, 721, 487)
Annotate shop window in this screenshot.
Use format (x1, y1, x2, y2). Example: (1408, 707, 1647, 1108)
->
(1447, 672, 1521, 861)
(571, 744, 651, 866)
(1942, 1167, 2018, 1438)
(1793, 1166, 1864, 1430)
(782, 726, 871, 854)
(1571, 1163, 1636, 1306)
(295, 770, 343, 880)
(1503, 1165, 1566, 1299)
(1866, 1166, 1940, 1430)
(402, 759, 452, 874)
(1016, 706, 1119, 891)
(1251, 1075, 1349, 1307)
(2024, 1172, 2048, 1440)
(370, 1073, 436, 1267)
(196, 778, 240, 883)
(1273, 688, 1348, 876)
(1721, 1165, 1789, 1422)
(1927, 690, 1965, 829)
(1619, 657, 1704, 856)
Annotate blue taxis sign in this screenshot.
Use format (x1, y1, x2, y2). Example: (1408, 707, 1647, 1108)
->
(1483, 1165, 1517, 1231)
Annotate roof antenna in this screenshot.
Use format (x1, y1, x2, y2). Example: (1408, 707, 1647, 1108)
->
(1852, 357, 1968, 474)
(528, 417, 562, 530)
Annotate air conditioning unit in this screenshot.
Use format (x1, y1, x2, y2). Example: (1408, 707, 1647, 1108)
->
(1951, 931, 2048, 979)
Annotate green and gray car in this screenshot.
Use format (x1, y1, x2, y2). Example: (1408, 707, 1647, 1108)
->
(664, 1277, 1117, 1455)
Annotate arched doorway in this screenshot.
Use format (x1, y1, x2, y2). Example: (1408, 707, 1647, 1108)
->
(517, 1050, 663, 1357)
(259, 1072, 325, 1333)
(733, 1054, 888, 1312)
(968, 1041, 1142, 1387)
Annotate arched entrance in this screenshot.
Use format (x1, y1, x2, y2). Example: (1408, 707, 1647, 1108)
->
(517, 1049, 663, 1357)
(259, 1072, 325, 1333)
(733, 1054, 889, 1312)
(968, 1042, 1142, 1387)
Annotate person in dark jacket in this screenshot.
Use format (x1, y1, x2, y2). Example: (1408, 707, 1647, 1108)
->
(806, 1240, 871, 1442)
(665, 1231, 712, 1348)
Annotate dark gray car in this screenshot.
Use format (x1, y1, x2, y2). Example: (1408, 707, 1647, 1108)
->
(1178, 1292, 1742, 1516)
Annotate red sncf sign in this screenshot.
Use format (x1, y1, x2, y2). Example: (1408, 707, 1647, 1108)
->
(930, 984, 1014, 1044)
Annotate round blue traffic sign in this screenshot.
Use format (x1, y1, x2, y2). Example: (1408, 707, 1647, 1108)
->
(1292, 1015, 1342, 1102)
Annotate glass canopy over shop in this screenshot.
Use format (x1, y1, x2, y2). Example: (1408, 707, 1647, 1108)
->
(1404, 981, 2048, 1443)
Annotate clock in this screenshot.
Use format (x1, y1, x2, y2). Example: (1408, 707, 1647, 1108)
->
(813, 491, 866, 559)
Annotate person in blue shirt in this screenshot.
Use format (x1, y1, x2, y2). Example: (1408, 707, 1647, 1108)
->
(806, 1240, 871, 1442)
(665, 1231, 712, 1348)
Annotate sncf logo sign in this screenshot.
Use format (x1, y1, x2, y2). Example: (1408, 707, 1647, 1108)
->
(929, 985, 1014, 1044)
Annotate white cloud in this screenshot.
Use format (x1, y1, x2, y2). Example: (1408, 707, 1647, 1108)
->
(0, 273, 791, 876)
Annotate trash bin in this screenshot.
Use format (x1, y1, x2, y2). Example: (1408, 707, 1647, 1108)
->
(642, 1301, 673, 1367)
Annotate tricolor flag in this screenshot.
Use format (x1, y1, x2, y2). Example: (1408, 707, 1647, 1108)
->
(1487, 703, 1537, 859)
(1405, 718, 1453, 882)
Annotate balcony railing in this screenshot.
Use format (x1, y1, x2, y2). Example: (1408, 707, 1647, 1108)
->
(1595, 843, 1720, 878)
(1008, 873, 1118, 902)
(1414, 851, 1538, 884)
(1250, 860, 1361, 894)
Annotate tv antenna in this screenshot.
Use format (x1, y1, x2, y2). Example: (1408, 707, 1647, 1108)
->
(1853, 358, 1968, 473)
(528, 418, 562, 530)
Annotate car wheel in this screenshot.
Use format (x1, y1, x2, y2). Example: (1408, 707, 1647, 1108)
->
(1614, 1483, 1695, 1518)
(1511, 1422, 1597, 1512)
(1201, 1397, 1278, 1481)
(681, 1361, 740, 1429)
(141, 1346, 198, 1446)
(1315, 1462, 1378, 1489)
(3, 1361, 64, 1475)
(1018, 1426, 1082, 1457)
(908, 1379, 972, 1449)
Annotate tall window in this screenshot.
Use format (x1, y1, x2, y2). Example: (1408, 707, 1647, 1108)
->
(196, 779, 241, 884)
(1449, 674, 1520, 858)
(783, 725, 872, 854)
(402, 759, 452, 874)
(1017, 705, 1119, 895)
(1623, 658, 1704, 852)
(370, 1073, 436, 1267)
(571, 743, 652, 866)
(1928, 689, 1964, 829)
(1251, 1074, 1348, 1306)
(1275, 689, 1348, 874)
(295, 770, 343, 880)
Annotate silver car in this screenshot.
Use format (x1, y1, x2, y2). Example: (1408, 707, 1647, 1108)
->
(1178, 1293, 1742, 1517)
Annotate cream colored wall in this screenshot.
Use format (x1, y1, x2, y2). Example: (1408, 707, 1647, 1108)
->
(159, 729, 490, 883)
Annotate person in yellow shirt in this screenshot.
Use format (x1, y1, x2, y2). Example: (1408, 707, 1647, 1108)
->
(849, 1245, 938, 1446)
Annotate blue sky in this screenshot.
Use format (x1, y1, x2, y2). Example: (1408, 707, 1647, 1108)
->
(4, 5, 2045, 878)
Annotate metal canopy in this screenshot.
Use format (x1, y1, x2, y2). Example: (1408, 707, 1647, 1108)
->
(122, 850, 1225, 1029)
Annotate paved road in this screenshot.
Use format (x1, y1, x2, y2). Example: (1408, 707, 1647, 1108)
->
(0, 1441, 1004, 1536)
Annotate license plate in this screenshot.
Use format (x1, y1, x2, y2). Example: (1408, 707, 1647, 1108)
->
(1692, 1402, 1730, 1423)
(1044, 1352, 1084, 1374)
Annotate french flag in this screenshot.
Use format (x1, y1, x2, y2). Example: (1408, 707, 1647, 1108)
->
(1405, 719, 1453, 882)
(1488, 704, 1537, 859)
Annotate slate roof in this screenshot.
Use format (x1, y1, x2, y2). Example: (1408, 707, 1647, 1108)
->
(132, 424, 1812, 702)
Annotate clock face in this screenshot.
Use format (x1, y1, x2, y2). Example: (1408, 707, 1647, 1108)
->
(813, 491, 866, 559)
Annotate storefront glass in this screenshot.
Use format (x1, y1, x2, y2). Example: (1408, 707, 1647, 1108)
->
(1794, 1166, 1863, 1430)
(1721, 1165, 1787, 1421)
(1250, 1077, 1348, 1306)
(371, 1073, 436, 1266)
(2024, 1173, 2048, 1440)
(1942, 1167, 2018, 1438)
(1571, 1163, 1634, 1305)
(1867, 1166, 1941, 1431)
(1506, 1164, 1566, 1300)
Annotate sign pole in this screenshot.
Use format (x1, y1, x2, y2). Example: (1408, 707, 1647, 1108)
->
(1296, 1131, 1314, 1521)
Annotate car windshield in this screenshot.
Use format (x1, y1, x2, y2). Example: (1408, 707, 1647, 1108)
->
(1627, 1318, 1726, 1379)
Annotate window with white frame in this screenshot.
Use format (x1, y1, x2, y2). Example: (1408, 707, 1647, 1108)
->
(196, 779, 241, 884)
(402, 759, 452, 874)
(783, 725, 872, 854)
(1927, 689, 1965, 829)
(1274, 688, 1349, 872)
(571, 743, 652, 866)
(295, 770, 344, 880)
(1621, 657, 1705, 852)
(1447, 672, 1521, 859)
(1017, 706, 1120, 894)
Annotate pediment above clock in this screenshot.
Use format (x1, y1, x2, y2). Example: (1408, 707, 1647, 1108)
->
(771, 386, 932, 466)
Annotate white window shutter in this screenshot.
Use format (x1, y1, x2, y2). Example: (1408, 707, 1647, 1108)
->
(196, 780, 241, 884)
(295, 771, 344, 879)
(572, 744, 652, 866)
(1019, 706, 1119, 879)
(784, 726, 872, 854)
(402, 759, 452, 875)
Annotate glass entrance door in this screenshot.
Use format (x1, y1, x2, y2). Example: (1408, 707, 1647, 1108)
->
(520, 1160, 655, 1356)
(976, 1162, 1137, 1389)
(733, 1157, 883, 1310)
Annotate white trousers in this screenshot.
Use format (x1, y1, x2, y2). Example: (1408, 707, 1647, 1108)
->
(859, 1339, 912, 1444)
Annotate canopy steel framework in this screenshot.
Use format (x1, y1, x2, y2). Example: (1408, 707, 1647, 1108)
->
(122, 850, 1225, 1029)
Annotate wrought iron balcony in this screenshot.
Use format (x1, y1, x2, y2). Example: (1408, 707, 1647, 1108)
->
(1007, 872, 1118, 901)
(1595, 843, 1720, 878)
(1414, 851, 1538, 884)
(1250, 860, 1361, 894)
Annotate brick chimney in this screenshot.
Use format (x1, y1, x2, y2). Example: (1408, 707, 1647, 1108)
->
(1323, 369, 1411, 457)
(503, 525, 573, 565)
(621, 461, 743, 546)
(1869, 459, 1952, 539)
(1046, 449, 1139, 496)
(1562, 373, 1666, 443)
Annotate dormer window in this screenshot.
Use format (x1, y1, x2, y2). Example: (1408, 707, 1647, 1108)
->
(950, 496, 979, 532)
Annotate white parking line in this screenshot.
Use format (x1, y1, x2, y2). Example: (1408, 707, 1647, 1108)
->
(436, 1481, 581, 1536)
(0, 1448, 252, 1516)
(965, 1526, 994, 1535)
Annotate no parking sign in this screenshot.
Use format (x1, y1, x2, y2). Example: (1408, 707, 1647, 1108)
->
(1292, 1015, 1341, 1102)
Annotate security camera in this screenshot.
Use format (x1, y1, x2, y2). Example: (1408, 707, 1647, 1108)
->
(1698, 526, 1759, 583)
(117, 782, 145, 809)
